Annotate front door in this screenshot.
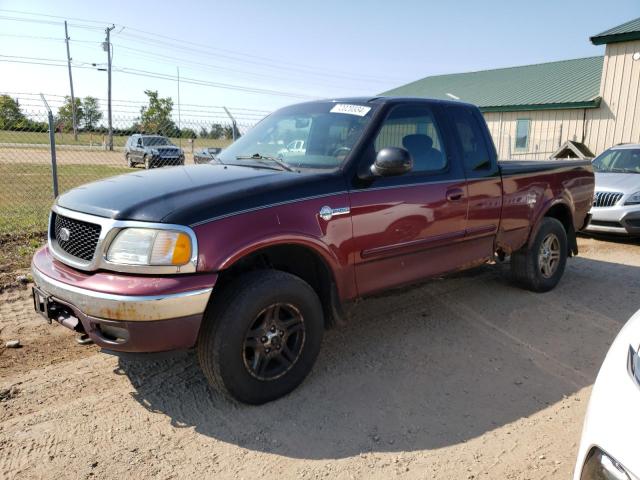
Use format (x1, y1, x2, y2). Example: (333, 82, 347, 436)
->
(349, 103, 469, 296)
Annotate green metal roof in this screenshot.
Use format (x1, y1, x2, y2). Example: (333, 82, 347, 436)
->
(591, 17, 640, 45)
(380, 56, 604, 112)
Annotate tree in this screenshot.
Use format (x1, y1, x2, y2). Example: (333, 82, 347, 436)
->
(57, 96, 84, 132)
(223, 125, 234, 139)
(209, 123, 224, 139)
(180, 128, 197, 139)
(139, 90, 176, 135)
(0, 95, 27, 130)
(82, 96, 102, 130)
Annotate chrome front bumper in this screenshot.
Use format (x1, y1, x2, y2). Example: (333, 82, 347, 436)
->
(31, 264, 212, 322)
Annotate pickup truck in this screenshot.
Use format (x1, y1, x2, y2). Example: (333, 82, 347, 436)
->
(31, 97, 594, 404)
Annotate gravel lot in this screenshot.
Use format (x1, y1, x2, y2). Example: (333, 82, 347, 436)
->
(1, 235, 639, 479)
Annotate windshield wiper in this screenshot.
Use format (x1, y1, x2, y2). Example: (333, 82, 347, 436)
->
(235, 153, 294, 172)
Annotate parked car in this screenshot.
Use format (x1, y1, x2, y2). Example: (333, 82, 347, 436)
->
(31, 97, 594, 404)
(583, 143, 640, 236)
(193, 147, 223, 164)
(573, 308, 640, 480)
(124, 134, 185, 169)
(278, 139, 306, 157)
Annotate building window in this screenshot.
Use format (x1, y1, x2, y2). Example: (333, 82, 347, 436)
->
(515, 119, 530, 150)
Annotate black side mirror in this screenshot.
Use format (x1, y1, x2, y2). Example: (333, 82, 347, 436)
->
(371, 147, 412, 177)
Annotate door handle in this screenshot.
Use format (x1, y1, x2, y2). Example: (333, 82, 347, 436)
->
(446, 188, 464, 202)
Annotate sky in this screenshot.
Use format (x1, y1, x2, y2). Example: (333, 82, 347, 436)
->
(0, 0, 638, 128)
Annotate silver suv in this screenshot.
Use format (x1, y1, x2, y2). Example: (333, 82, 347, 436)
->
(584, 144, 640, 236)
(124, 134, 185, 169)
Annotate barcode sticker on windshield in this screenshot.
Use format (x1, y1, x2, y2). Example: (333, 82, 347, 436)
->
(330, 104, 371, 117)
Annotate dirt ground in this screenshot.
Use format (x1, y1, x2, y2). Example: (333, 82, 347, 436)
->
(1, 235, 639, 479)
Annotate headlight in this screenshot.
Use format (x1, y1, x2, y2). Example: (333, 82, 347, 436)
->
(628, 345, 640, 388)
(106, 228, 192, 266)
(625, 191, 640, 205)
(151, 148, 159, 155)
(580, 447, 633, 480)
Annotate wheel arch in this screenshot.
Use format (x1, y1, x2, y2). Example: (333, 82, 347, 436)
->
(529, 200, 577, 256)
(214, 240, 346, 328)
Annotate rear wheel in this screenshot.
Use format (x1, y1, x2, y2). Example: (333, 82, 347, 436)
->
(511, 217, 568, 292)
(197, 270, 324, 404)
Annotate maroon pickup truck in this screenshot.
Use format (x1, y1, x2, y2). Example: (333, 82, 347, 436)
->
(31, 97, 594, 404)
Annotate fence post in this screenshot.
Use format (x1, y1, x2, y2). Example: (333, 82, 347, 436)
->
(40, 94, 59, 198)
(223, 107, 240, 141)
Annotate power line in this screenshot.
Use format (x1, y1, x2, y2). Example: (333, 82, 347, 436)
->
(0, 56, 322, 99)
(0, 8, 405, 84)
(0, 90, 272, 113)
(0, 15, 102, 31)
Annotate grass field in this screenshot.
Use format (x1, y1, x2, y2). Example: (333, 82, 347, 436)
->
(0, 163, 131, 235)
(0, 130, 232, 149)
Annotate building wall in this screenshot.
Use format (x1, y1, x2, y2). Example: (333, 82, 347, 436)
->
(585, 39, 640, 154)
(482, 39, 640, 160)
(482, 109, 588, 160)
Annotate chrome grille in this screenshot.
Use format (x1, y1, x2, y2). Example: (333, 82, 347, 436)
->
(53, 213, 102, 261)
(593, 191, 624, 208)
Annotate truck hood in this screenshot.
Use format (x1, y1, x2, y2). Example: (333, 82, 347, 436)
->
(56, 164, 341, 225)
(594, 172, 640, 193)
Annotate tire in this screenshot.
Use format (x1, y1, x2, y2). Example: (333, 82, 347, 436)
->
(144, 155, 151, 169)
(126, 153, 134, 168)
(511, 217, 568, 292)
(197, 270, 324, 404)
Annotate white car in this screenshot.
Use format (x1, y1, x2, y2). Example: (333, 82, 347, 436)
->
(573, 308, 640, 479)
(584, 144, 640, 236)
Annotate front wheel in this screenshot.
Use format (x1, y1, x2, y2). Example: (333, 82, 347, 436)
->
(197, 270, 324, 404)
(144, 155, 151, 169)
(511, 217, 568, 292)
(126, 153, 134, 168)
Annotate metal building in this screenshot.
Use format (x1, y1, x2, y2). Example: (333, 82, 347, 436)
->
(381, 18, 640, 160)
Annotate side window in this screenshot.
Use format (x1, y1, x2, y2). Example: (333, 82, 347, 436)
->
(374, 105, 447, 173)
(515, 119, 530, 151)
(448, 106, 492, 172)
(137, 137, 143, 147)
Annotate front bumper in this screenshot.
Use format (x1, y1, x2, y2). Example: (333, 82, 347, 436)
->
(31, 247, 215, 352)
(152, 156, 184, 166)
(584, 205, 640, 235)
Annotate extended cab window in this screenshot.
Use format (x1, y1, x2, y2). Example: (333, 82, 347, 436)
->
(448, 106, 492, 172)
(374, 105, 447, 172)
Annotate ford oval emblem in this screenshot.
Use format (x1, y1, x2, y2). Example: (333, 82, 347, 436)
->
(58, 227, 70, 242)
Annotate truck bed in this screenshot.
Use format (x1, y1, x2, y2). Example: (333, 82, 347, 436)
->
(498, 159, 592, 175)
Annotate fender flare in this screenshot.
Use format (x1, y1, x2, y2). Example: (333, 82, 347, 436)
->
(526, 199, 577, 255)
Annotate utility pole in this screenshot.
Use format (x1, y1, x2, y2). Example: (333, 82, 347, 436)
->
(104, 25, 115, 151)
(177, 66, 182, 148)
(64, 21, 78, 141)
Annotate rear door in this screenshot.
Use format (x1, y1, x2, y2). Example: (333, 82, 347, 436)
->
(349, 103, 469, 296)
(135, 137, 144, 161)
(446, 105, 503, 259)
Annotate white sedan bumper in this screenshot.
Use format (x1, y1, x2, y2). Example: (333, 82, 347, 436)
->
(573, 309, 640, 479)
(584, 204, 640, 235)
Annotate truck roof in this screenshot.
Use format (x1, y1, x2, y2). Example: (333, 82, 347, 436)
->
(299, 96, 479, 109)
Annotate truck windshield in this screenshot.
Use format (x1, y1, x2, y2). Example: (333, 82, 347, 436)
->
(144, 137, 171, 146)
(592, 148, 640, 173)
(218, 102, 376, 170)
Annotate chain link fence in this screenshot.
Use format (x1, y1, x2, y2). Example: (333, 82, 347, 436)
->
(0, 101, 260, 237)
